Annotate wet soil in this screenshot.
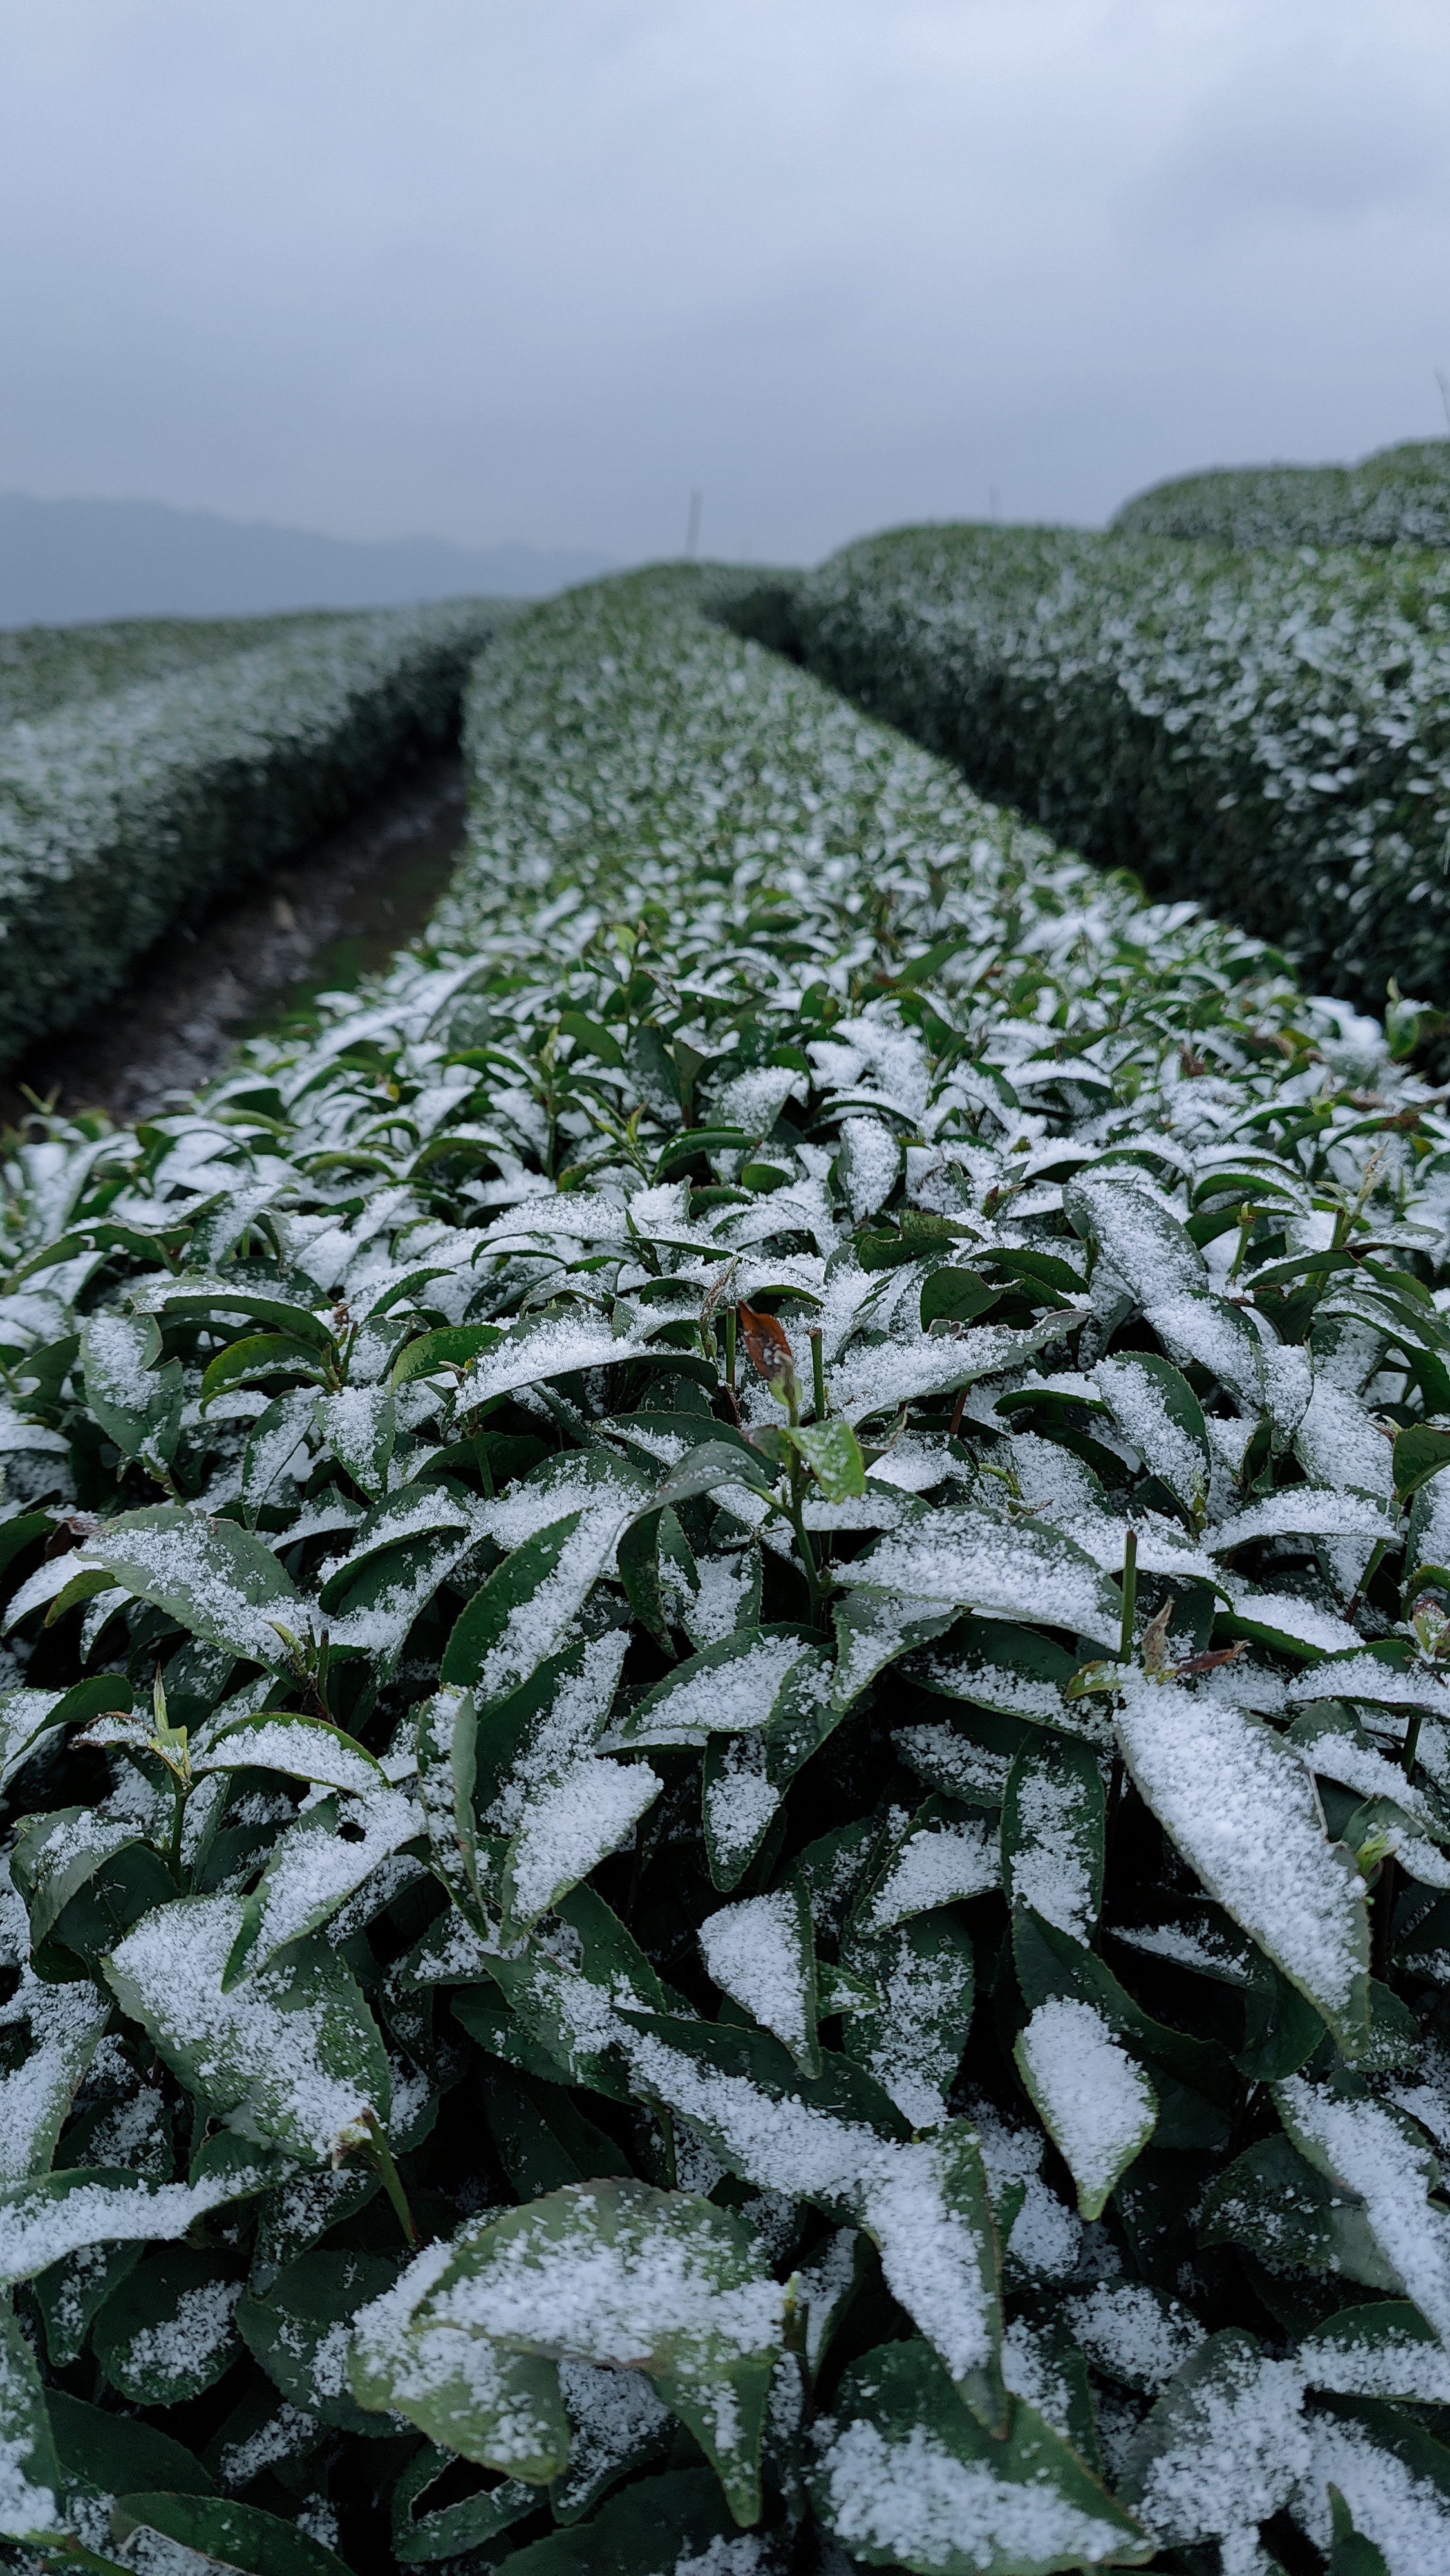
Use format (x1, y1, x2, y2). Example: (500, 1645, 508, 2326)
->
(0, 752, 467, 1128)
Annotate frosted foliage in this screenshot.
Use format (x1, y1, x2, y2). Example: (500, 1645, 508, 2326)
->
(1305, 2317, 1450, 2401)
(0, 2319, 55, 2539)
(557, 2355, 669, 2480)
(839, 1119, 901, 1222)
(122, 2277, 240, 2385)
(1007, 1764, 1098, 1940)
(1276, 2077, 1450, 2340)
(1095, 1358, 1205, 1506)
(810, 2416, 1131, 2568)
(855, 1932, 973, 2130)
(624, 2029, 995, 2384)
(193, 1718, 381, 1794)
(1130, 2346, 1310, 2543)
(0, 2159, 272, 2284)
(699, 1893, 812, 2059)
(485, 1632, 628, 1835)
(474, 1510, 634, 1707)
(1065, 2284, 1205, 2392)
(1017, 2000, 1156, 2213)
(245, 1785, 419, 1960)
(506, 1756, 659, 1922)
(1299, 2416, 1450, 2570)
(432, 2195, 782, 2369)
(1116, 1678, 1368, 2031)
(848, 1505, 1119, 1647)
(867, 1815, 999, 1927)
(702, 1736, 780, 1866)
(1002, 2318, 1077, 2445)
(683, 1553, 756, 1647)
(894, 1726, 1012, 1801)
(105, 1895, 378, 2158)
(614, 1637, 809, 1750)
(12, 553, 1450, 2548)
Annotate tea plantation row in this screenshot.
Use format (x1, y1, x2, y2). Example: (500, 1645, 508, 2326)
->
(0, 571, 1448, 2571)
(0, 599, 513, 1068)
(760, 526, 1450, 1031)
(1115, 439, 1450, 552)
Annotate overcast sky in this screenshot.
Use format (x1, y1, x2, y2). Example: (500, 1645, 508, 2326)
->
(3, 0, 1449, 565)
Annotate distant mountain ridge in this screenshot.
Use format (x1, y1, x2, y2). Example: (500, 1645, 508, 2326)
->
(0, 493, 616, 626)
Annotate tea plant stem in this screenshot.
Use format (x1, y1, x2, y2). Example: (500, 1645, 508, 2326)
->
(362, 2108, 420, 2251)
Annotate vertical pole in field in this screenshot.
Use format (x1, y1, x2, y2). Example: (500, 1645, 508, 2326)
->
(685, 490, 702, 558)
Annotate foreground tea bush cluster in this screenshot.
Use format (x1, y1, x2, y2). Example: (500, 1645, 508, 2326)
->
(3, 571, 1450, 2570)
(0, 600, 512, 1067)
(779, 525, 1450, 1030)
(1114, 442, 1450, 553)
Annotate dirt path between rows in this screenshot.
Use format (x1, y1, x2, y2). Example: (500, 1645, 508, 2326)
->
(1, 751, 467, 1130)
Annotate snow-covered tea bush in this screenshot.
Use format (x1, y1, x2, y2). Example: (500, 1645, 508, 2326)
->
(776, 525, 1450, 1028)
(2, 568, 1450, 2571)
(0, 599, 513, 1066)
(1114, 440, 1450, 552)
(0, 616, 343, 732)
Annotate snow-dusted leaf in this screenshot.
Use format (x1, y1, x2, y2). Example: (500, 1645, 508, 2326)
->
(192, 1710, 386, 1793)
(350, 2239, 569, 2478)
(1116, 1674, 1371, 2055)
(1301, 2300, 1450, 2403)
(1300, 2403, 1450, 2570)
(1207, 1490, 1399, 1553)
(617, 2015, 1006, 2430)
(93, 2248, 242, 2403)
(312, 1384, 396, 1497)
(842, 1506, 1123, 1653)
(111, 2492, 352, 2576)
(1197, 2132, 1398, 2289)
(0, 2136, 281, 2285)
(1274, 2073, 1450, 2343)
(1001, 1739, 1104, 1944)
(0, 2294, 61, 2541)
(1062, 2281, 1205, 2394)
(223, 1786, 421, 1987)
(606, 1625, 818, 1751)
(1014, 1998, 1157, 2221)
(831, 1589, 956, 1713)
(89, 1504, 303, 1664)
(500, 1754, 661, 1935)
(391, 2435, 537, 2559)
(80, 1308, 182, 1467)
(238, 2249, 400, 2432)
(548, 2358, 673, 2524)
(105, 1897, 391, 2162)
(807, 2334, 1148, 2574)
(354, 2180, 783, 2523)
(440, 1467, 644, 1700)
(1116, 2329, 1309, 2550)
(830, 1315, 1073, 1427)
(1095, 1351, 1209, 1520)
(840, 1910, 976, 2131)
(699, 1883, 820, 2076)
(861, 1803, 999, 1929)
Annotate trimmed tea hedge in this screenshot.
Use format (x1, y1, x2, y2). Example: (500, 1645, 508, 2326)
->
(1115, 440, 1450, 551)
(4, 567, 1450, 2570)
(0, 599, 514, 1068)
(0, 616, 340, 732)
(775, 526, 1450, 1023)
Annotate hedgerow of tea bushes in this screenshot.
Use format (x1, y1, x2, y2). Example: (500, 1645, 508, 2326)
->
(0, 616, 341, 732)
(0, 598, 514, 1068)
(774, 524, 1450, 1039)
(1115, 440, 1450, 552)
(5, 568, 1450, 2570)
